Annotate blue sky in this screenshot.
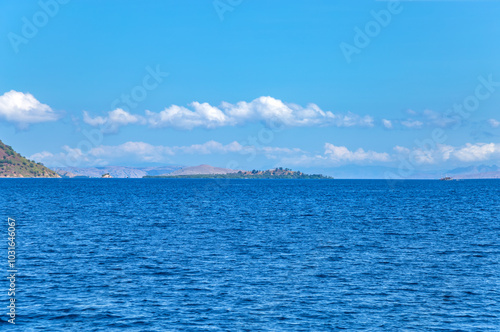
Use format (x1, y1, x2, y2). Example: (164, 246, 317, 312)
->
(0, 0, 499, 177)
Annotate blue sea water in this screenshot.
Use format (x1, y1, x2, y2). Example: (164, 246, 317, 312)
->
(0, 179, 499, 331)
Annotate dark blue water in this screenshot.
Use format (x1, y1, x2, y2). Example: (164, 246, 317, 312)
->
(0, 179, 499, 331)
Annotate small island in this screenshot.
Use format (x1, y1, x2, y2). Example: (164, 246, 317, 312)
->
(144, 167, 332, 179)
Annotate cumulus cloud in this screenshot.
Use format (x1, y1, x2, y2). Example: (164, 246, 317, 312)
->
(421, 109, 459, 128)
(145, 103, 228, 130)
(453, 143, 500, 162)
(83, 96, 375, 131)
(281, 144, 393, 167)
(393, 146, 410, 154)
(31, 140, 254, 166)
(89, 141, 174, 162)
(83, 109, 145, 133)
(324, 143, 391, 163)
(401, 119, 423, 129)
(386, 109, 462, 130)
(392, 144, 448, 165)
(177, 141, 243, 154)
(30, 146, 104, 168)
(0, 90, 60, 127)
(392, 142, 500, 164)
(382, 119, 393, 129)
(31, 139, 500, 169)
(283, 141, 500, 168)
(488, 119, 500, 128)
(290, 142, 500, 166)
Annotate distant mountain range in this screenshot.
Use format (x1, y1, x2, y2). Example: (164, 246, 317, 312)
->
(168, 164, 239, 176)
(404, 165, 499, 180)
(446, 165, 500, 179)
(290, 164, 500, 180)
(52, 165, 183, 178)
(44, 164, 500, 179)
(52, 164, 239, 178)
(1, 139, 499, 179)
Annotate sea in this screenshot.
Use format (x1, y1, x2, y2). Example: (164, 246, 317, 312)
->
(0, 179, 499, 331)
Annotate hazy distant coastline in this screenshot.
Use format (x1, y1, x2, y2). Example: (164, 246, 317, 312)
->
(51, 164, 500, 180)
(1, 139, 499, 179)
(145, 167, 333, 179)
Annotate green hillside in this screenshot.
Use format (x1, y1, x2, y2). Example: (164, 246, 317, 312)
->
(0, 140, 60, 178)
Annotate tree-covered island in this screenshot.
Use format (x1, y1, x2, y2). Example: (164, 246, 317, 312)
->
(144, 167, 333, 179)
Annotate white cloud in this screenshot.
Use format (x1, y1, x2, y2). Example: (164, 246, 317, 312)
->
(89, 142, 174, 162)
(453, 143, 500, 162)
(438, 144, 454, 162)
(393, 146, 410, 154)
(391, 142, 500, 164)
(0, 90, 60, 127)
(83, 111, 106, 126)
(32, 138, 500, 169)
(421, 109, 458, 128)
(83, 108, 145, 132)
(393, 144, 442, 165)
(260, 146, 304, 154)
(30, 145, 105, 167)
(386, 110, 461, 130)
(177, 140, 243, 154)
(191, 102, 228, 125)
(401, 119, 423, 129)
(488, 119, 500, 128)
(29, 151, 55, 162)
(29, 151, 55, 164)
(282, 142, 500, 168)
(382, 119, 393, 129)
(145, 104, 228, 130)
(87, 140, 245, 162)
(279, 144, 392, 167)
(412, 149, 435, 164)
(84, 96, 375, 130)
(324, 143, 391, 163)
(31, 140, 249, 166)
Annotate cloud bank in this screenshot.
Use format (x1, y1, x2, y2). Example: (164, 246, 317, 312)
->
(0, 90, 60, 127)
(83, 99, 497, 133)
(83, 96, 375, 131)
(31, 140, 256, 166)
(282, 142, 500, 167)
(32, 136, 500, 170)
